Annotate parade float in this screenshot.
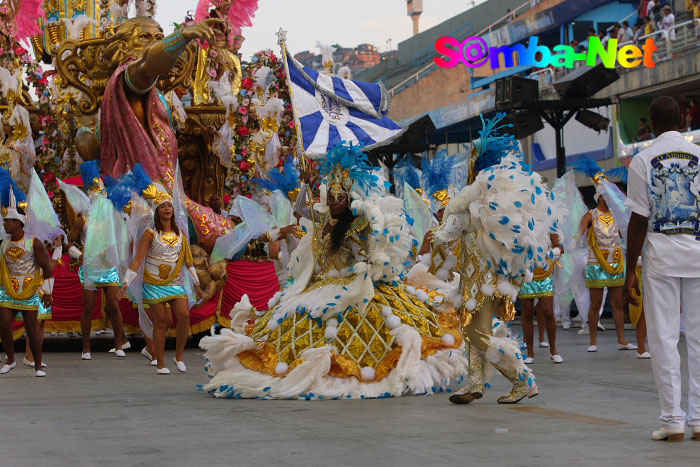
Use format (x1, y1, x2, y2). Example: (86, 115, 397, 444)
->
(0, 0, 300, 338)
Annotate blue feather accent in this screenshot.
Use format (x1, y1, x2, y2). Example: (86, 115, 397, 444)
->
(105, 164, 153, 211)
(106, 180, 135, 212)
(422, 151, 455, 197)
(570, 156, 603, 178)
(319, 142, 379, 193)
(131, 164, 153, 192)
(395, 156, 422, 190)
(251, 155, 300, 198)
(605, 166, 629, 184)
(80, 160, 101, 190)
(0, 167, 26, 207)
(474, 113, 518, 173)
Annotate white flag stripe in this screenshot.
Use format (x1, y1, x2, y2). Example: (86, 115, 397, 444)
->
(289, 82, 318, 117)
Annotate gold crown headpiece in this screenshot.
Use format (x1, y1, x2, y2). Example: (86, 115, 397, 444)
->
(591, 172, 609, 184)
(87, 177, 106, 196)
(328, 165, 352, 197)
(142, 184, 172, 207)
(432, 188, 451, 208)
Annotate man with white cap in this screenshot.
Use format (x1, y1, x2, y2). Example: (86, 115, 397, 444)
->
(0, 170, 54, 377)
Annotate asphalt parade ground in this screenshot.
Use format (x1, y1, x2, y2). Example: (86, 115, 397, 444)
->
(0, 321, 696, 467)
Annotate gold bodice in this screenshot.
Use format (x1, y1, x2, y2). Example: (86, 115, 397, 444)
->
(588, 208, 622, 264)
(3, 237, 37, 277)
(308, 217, 370, 288)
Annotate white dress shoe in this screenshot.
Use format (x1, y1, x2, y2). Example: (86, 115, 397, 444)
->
(156, 367, 170, 375)
(150, 359, 157, 366)
(81, 352, 91, 360)
(562, 321, 571, 329)
(587, 345, 597, 352)
(0, 362, 16, 374)
(578, 327, 590, 335)
(618, 343, 638, 350)
(651, 427, 685, 441)
(141, 347, 153, 361)
(523, 356, 534, 364)
(597, 322, 606, 331)
(109, 341, 131, 353)
(174, 358, 187, 373)
(36, 370, 47, 377)
(115, 349, 126, 358)
(637, 351, 651, 359)
(551, 354, 564, 363)
(539, 341, 550, 348)
(23, 357, 47, 368)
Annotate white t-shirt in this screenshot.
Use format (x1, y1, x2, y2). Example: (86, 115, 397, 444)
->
(626, 131, 700, 277)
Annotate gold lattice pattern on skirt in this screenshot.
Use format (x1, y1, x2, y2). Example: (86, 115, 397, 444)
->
(249, 284, 446, 369)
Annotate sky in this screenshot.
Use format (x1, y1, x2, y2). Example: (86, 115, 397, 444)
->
(155, 0, 486, 58)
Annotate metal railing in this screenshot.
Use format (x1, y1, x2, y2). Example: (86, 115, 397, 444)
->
(617, 19, 700, 61)
(389, 0, 534, 96)
(530, 19, 700, 93)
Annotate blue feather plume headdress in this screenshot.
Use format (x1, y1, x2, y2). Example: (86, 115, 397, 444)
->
(0, 167, 27, 223)
(603, 166, 628, 184)
(319, 142, 379, 196)
(570, 156, 628, 184)
(105, 163, 154, 212)
(251, 155, 301, 199)
(80, 160, 104, 195)
(472, 113, 519, 175)
(395, 156, 421, 191)
(422, 148, 454, 211)
(0, 167, 27, 209)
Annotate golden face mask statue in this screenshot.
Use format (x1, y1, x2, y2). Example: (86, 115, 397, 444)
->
(103, 17, 165, 68)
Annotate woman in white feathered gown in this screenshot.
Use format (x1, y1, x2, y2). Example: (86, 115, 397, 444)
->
(199, 144, 468, 400)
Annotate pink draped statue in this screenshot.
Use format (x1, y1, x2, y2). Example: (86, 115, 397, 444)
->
(101, 64, 232, 250)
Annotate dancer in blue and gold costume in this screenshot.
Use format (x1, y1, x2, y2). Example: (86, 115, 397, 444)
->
(0, 169, 54, 377)
(61, 161, 129, 360)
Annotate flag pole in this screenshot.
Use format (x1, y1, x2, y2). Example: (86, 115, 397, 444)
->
(277, 28, 318, 235)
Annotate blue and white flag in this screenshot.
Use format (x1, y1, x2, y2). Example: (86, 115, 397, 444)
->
(285, 52, 405, 158)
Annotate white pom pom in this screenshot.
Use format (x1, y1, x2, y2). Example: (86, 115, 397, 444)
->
(405, 286, 416, 295)
(385, 315, 401, 329)
(442, 333, 456, 346)
(415, 289, 430, 302)
(324, 326, 338, 339)
(381, 306, 392, 318)
(497, 280, 520, 301)
(481, 283, 495, 297)
(326, 318, 339, 328)
(466, 298, 478, 311)
(360, 366, 376, 381)
(267, 320, 279, 331)
(275, 362, 289, 375)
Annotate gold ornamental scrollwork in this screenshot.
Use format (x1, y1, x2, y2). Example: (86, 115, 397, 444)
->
(56, 37, 109, 115)
(57, 37, 197, 116)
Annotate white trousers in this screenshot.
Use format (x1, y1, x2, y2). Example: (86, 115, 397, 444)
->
(643, 268, 700, 429)
(555, 287, 603, 325)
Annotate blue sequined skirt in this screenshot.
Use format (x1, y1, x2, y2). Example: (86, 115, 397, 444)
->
(0, 287, 51, 319)
(519, 276, 554, 299)
(586, 263, 625, 288)
(142, 283, 187, 306)
(79, 266, 121, 289)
